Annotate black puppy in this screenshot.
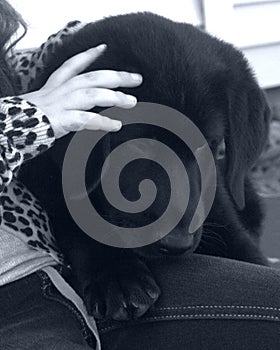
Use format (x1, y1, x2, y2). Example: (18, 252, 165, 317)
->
(20, 12, 271, 320)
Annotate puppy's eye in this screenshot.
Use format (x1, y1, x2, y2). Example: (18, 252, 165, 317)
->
(208, 139, 225, 160)
(194, 139, 225, 161)
(216, 139, 225, 160)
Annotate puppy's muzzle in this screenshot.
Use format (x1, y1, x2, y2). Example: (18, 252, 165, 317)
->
(158, 233, 194, 255)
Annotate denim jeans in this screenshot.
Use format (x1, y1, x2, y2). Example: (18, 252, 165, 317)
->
(1, 254, 280, 350)
(0, 267, 96, 350)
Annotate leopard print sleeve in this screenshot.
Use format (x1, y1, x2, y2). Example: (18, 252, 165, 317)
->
(10, 21, 86, 94)
(0, 96, 55, 193)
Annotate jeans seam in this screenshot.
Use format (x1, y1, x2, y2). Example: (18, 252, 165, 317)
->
(157, 305, 280, 312)
(36, 270, 95, 348)
(98, 313, 280, 333)
(97, 305, 280, 334)
(140, 313, 279, 321)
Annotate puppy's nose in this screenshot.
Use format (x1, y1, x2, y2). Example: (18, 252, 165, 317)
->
(159, 235, 194, 256)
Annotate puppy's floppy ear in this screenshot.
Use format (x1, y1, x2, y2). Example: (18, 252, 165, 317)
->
(225, 81, 271, 210)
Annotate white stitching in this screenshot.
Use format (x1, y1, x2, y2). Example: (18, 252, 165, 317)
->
(145, 314, 279, 320)
(99, 313, 280, 333)
(157, 305, 280, 312)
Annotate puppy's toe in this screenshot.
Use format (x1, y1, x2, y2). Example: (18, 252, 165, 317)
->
(105, 280, 129, 321)
(120, 274, 161, 319)
(83, 284, 106, 319)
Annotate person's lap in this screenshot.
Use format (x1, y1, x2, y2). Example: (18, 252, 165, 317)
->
(1, 254, 280, 350)
(98, 254, 280, 349)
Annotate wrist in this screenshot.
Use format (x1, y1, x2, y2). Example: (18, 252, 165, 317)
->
(0, 96, 55, 158)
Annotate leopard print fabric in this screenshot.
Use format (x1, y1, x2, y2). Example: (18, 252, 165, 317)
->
(10, 21, 85, 93)
(0, 21, 85, 266)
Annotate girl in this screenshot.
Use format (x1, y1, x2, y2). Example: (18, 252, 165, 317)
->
(0, 1, 142, 348)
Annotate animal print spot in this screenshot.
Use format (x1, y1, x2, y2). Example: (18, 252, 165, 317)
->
(0, 122, 6, 130)
(0, 160, 6, 174)
(37, 144, 49, 152)
(33, 219, 41, 228)
(24, 118, 39, 128)
(28, 240, 46, 250)
(25, 132, 37, 146)
(3, 211, 16, 223)
(10, 97, 22, 103)
(23, 153, 33, 161)
(21, 60, 29, 67)
(5, 223, 19, 231)
(38, 213, 47, 222)
(67, 20, 80, 27)
(12, 119, 24, 128)
(20, 199, 32, 206)
(8, 107, 22, 116)
(23, 108, 37, 118)
(6, 130, 23, 138)
(9, 152, 21, 163)
(27, 209, 38, 218)
(2, 176, 10, 183)
(0, 113, 6, 121)
(23, 192, 33, 202)
(42, 115, 49, 124)
(1, 195, 13, 205)
(13, 187, 22, 196)
(47, 127, 54, 138)
(7, 142, 12, 152)
(16, 144, 26, 150)
(3, 205, 14, 211)
(18, 216, 30, 226)
(20, 227, 33, 237)
(37, 230, 47, 244)
(27, 240, 38, 249)
(15, 206, 24, 214)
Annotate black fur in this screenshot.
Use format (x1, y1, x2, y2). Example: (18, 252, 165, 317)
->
(20, 12, 271, 320)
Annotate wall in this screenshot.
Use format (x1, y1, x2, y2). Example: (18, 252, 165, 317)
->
(9, 0, 202, 49)
(203, 0, 280, 89)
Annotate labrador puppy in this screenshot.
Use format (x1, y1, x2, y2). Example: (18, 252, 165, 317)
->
(20, 12, 271, 320)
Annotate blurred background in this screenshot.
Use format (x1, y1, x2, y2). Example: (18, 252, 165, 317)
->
(8, 0, 280, 263)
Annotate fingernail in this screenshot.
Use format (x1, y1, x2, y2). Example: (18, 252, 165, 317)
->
(96, 43, 107, 51)
(131, 73, 143, 82)
(112, 120, 122, 131)
(126, 95, 137, 104)
(121, 95, 137, 109)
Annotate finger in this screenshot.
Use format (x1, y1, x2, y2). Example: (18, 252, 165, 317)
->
(44, 44, 107, 89)
(57, 70, 143, 94)
(64, 88, 137, 110)
(71, 111, 122, 132)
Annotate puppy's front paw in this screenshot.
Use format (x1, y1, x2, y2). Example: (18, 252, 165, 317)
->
(83, 257, 160, 320)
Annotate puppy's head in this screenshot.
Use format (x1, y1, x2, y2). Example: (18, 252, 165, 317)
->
(42, 13, 270, 256)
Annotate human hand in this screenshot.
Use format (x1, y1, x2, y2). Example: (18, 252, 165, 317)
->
(21, 44, 143, 139)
